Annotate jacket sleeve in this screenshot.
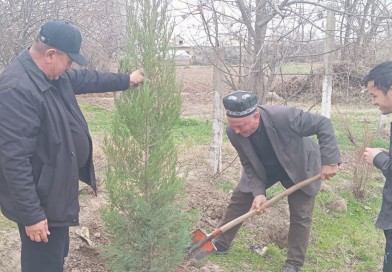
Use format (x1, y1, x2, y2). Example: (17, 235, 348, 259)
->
(373, 152, 392, 183)
(240, 155, 267, 197)
(227, 126, 267, 197)
(0, 88, 47, 225)
(286, 107, 341, 165)
(65, 69, 130, 94)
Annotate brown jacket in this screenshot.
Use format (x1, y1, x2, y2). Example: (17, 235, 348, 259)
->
(227, 105, 341, 197)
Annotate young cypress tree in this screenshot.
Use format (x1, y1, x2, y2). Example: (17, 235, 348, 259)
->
(101, 1, 192, 271)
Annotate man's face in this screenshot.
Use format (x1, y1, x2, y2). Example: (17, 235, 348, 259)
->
(46, 49, 72, 80)
(367, 81, 392, 115)
(227, 112, 260, 137)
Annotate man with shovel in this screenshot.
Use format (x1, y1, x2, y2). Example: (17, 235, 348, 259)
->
(213, 91, 340, 272)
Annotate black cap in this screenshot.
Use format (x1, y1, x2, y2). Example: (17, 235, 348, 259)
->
(39, 20, 88, 65)
(223, 91, 258, 118)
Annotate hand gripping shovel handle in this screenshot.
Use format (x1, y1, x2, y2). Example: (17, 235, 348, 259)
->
(189, 174, 321, 259)
(218, 174, 321, 234)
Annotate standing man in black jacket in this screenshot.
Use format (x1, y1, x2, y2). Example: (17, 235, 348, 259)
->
(0, 20, 144, 272)
(363, 62, 392, 272)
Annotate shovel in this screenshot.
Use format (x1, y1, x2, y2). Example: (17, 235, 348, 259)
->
(188, 174, 321, 260)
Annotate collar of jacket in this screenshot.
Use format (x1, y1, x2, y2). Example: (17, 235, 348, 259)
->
(17, 48, 55, 93)
(257, 106, 273, 128)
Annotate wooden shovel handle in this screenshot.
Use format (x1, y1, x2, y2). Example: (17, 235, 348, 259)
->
(219, 174, 321, 234)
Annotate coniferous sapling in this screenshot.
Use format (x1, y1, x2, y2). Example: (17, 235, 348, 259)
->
(101, 1, 193, 271)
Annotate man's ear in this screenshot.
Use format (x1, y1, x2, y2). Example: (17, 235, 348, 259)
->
(386, 87, 392, 101)
(44, 49, 56, 63)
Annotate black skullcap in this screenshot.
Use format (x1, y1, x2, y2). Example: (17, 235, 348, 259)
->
(222, 91, 258, 118)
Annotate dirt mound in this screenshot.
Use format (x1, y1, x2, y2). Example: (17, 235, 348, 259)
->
(246, 198, 290, 249)
(186, 176, 232, 231)
(186, 167, 292, 251)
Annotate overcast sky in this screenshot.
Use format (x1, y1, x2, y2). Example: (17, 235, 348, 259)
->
(169, 0, 206, 44)
(168, 0, 327, 46)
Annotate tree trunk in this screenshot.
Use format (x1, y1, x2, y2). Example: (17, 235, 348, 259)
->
(253, 0, 268, 104)
(209, 48, 225, 174)
(321, 10, 335, 118)
(340, 0, 353, 61)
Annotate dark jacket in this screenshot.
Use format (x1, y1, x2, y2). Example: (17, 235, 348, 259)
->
(228, 105, 341, 197)
(0, 49, 130, 227)
(373, 123, 392, 230)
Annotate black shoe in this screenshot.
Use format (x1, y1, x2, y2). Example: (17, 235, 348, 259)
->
(281, 266, 299, 272)
(212, 241, 230, 255)
(213, 248, 230, 255)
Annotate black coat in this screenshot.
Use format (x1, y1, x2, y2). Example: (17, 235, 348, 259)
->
(373, 123, 392, 230)
(0, 49, 130, 227)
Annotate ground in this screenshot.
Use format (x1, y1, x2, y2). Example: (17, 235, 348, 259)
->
(0, 65, 297, 272)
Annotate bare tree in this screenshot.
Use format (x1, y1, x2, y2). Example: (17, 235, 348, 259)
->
(175, 1, 330, 101)
(170, 0, 392, 181)
(0, 0, 128, 70)
(199, 1, 226, 173)
(337, 0, 392, 63)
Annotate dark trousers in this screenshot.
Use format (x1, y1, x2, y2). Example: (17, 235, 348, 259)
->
(214, 181, 315, 270)
(18, 225, 69, 272)
(384, 229, 392, 272)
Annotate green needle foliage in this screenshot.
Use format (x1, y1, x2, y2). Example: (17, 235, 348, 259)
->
(101, 1, 193, 271)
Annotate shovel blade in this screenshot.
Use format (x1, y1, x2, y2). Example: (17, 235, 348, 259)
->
(188, 229, 208, 253)
(188, 229, 217, 260)
(191, 229, 207, 244)
(191, 240, 216, 260)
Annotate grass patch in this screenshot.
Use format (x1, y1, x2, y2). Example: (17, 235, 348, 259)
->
(305, 189, 383, 271)
(281, 63, 319, 74)
(173, 118, 212, 146)
(0, 213, 16, 229)
(79, 103, 113, 134)
(80, 103, 212, 146)
(331, 111, 389, 152)
(215, 180, 236, 192)
(210, 229, 286, 271)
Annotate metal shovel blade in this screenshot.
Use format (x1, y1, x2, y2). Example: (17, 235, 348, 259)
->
(188, 229, 217, 260)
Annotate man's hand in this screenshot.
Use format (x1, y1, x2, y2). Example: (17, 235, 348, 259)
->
(25, 219, 50, 243)
(364, 147, 383, 166)
(251, 194, 267, 213)
(320, 164, 339, 180)
(129, 69, 144, 87)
